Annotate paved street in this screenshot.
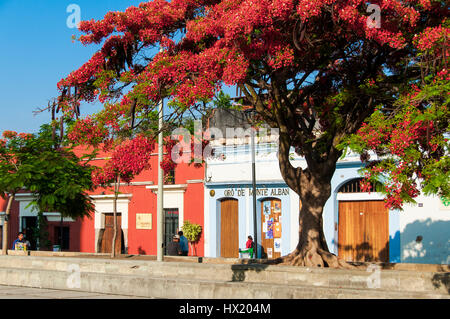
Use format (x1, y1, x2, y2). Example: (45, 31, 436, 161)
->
(0, 285, 151, 299)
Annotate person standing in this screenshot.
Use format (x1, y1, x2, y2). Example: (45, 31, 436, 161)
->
(167, 235, 182, 256)
(178, 231, 189, 256)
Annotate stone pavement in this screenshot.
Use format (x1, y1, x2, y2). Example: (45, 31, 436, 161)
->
(0, 254, 448, 299)
(0, 284, 152, 299)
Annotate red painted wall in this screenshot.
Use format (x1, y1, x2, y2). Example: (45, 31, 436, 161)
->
(0, 196, 19, 250)
(183, 182, 205, 256)
(47, 220, 82, 251)
(0, 144, 205, 256)
(78, 144, 205, 256)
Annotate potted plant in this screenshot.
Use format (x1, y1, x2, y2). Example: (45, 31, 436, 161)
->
(181, 220, 202, 256)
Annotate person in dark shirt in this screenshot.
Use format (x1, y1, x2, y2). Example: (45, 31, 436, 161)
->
(167, 235, 182, 256)
(178, 231, 189, 256)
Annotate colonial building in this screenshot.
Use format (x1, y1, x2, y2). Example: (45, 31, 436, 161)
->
(1, 108, 448, 264)
(0, 145, 205, 256)
(204, 108, 450, 264)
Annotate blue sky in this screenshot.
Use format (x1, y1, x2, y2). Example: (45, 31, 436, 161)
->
(0, 0, 165, 134)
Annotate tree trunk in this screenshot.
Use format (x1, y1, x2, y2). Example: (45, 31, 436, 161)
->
(273, 172, 354, 268)
(274, 132, 354, 268)
(2, 194, 15, 255)
(111, 177, 120, 258)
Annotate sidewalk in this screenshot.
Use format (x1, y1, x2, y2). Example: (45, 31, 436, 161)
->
(0, 284, 152, 299)
(0, 254, 448, 299)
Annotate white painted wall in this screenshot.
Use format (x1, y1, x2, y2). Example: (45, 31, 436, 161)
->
(146, 185, 187, 229)
(399, 194, 450, 264)
(206, 140, 450, 264)
(91, 195, 132, 230)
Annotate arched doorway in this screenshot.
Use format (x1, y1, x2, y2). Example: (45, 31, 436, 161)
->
(220, 198, 239, 258)
(337, 178, 389, 262)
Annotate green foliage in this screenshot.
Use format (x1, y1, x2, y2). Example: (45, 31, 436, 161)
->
(0, 124, 95, 219)
(340, 70, 449, 208)
(181, 220, 202, 243)
(213, 91, 233, 109)
(32, 211, 52, 250)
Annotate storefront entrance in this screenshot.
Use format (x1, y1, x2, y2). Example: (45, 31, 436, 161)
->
(220, 198, 239, 258)
(260, 198, 282, 259)
(164, 208, 179, 255)
(338, 200, 389, 262)
(100, 213, 123, 255)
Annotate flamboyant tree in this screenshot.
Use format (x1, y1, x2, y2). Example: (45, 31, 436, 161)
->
(344, 27, 449, 210)
(345, 83, 449, 209)
(57, 0, 448, 267)
(91, 135, 154, 257)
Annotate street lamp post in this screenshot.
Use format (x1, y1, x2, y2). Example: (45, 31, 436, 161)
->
(157, 97, 164, 262)
(246, 108, 258, 259)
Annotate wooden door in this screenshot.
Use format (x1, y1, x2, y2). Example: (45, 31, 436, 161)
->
(220, 199, 239, 258)
(338, 201, 389, 262)
(364, 201, 389, 262)
(338, 201, 365, 261)
(101, 214, 122, 255)
(261, 199, 282, 259)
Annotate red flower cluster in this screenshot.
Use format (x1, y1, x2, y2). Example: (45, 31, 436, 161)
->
(355, 91, 447, 209)
(92, 135, 155, 185)
(2, 131, 18, 139)
(414, 25, 449, 51)
(67, 117, 109, 147)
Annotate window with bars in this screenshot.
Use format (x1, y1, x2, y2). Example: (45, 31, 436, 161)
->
(338, 178, 382, 193)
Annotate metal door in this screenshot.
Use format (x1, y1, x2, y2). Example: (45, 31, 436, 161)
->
(164, 208, 179, 255)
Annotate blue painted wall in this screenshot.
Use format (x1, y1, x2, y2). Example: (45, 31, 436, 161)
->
(207, 159, 448, 264)
(207, 182, 291, 258)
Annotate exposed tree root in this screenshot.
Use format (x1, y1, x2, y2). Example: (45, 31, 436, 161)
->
(263, 247, 362, 269)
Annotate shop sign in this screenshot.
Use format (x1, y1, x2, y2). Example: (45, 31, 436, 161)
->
(136, 213, 152, 229)
(223, 187, 289, 197)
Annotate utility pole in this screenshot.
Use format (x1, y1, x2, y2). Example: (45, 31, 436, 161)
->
(60, 213, 63, 252)
(249, 110, 258, 258)
(157, 97, 164, 262)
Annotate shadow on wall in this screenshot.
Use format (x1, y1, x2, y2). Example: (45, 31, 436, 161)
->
(137, 246, 147, 255)
(401, 218, 450, 264)
(337, 240, 389, 263)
